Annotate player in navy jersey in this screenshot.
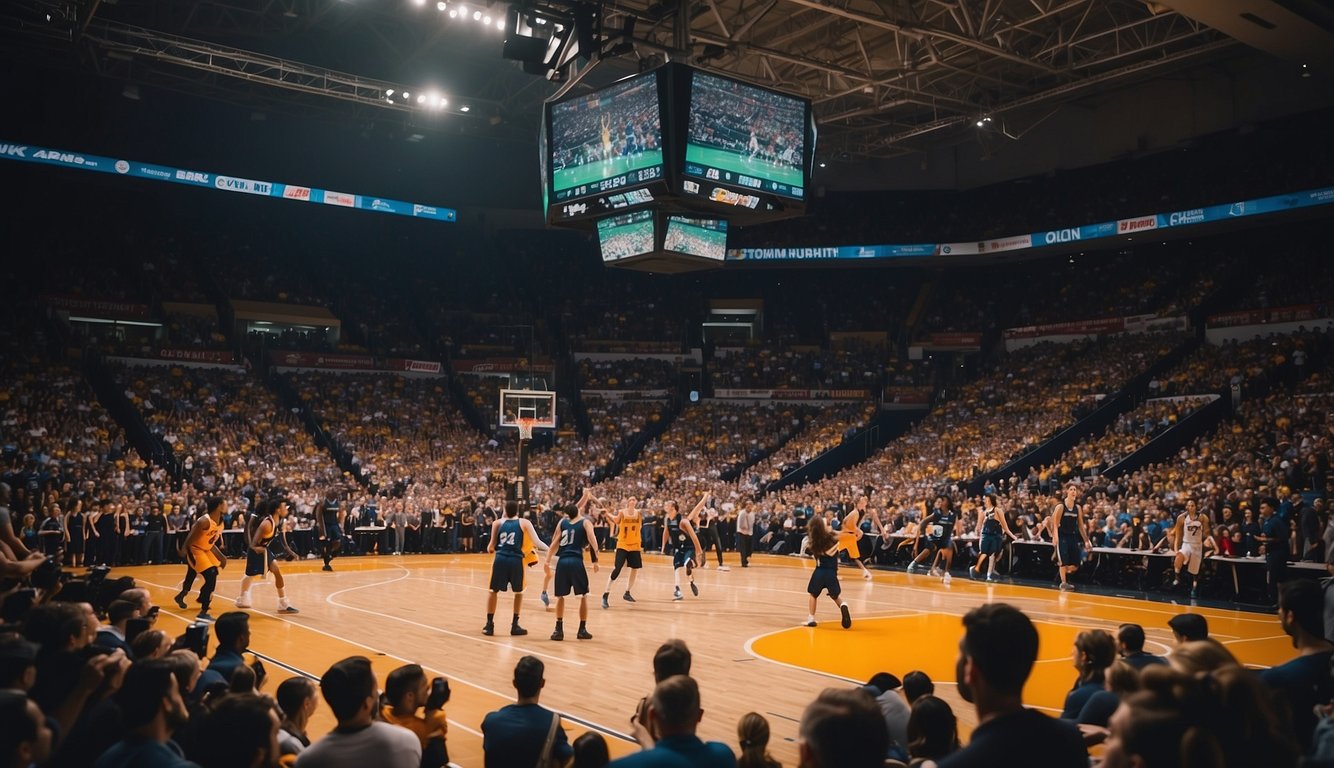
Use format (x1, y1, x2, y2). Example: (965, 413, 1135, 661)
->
(485, 499, 548, 637)
(1052, 485, 1091, 592)
(804, 515, 852, 629)
(908, 496, 961, 585)
(544, 490, 599, 641)
(317, 491, 344, 572)
(971, 495, 1018, 582)
(663, 494, 707, 601)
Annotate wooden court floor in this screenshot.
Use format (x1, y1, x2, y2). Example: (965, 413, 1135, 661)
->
(127, 553, 1295, 767)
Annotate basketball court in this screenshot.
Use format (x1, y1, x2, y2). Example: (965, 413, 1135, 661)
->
(551, 149, 663, 193)
(127, 552, 1291, 766)
(684, 145, 805, 187)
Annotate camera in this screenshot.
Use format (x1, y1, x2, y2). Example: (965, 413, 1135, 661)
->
(29, 557, 67, 591)
(174, 622, 210, 658)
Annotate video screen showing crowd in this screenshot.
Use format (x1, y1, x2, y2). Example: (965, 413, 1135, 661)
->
(686, 72, 806, 185)
(596, 211, 655, 261)
(663, 217, 727, 261)
(549, 74, 663, 197)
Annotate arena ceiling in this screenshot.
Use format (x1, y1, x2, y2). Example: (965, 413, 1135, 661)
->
(2, 0, 1330, 163)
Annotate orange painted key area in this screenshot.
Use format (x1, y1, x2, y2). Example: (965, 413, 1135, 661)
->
(123, 552, 1292, 766)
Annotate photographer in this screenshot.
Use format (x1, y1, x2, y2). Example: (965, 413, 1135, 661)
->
(381, 664, 451, 768)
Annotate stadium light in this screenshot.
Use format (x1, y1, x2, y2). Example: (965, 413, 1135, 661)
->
(437, 1, 446, 9)
(417, 94, 427, 104)
(413, 0, 426, 5)
(496, 18, 505, 29)
(449, 8, 457, 16)
(385, 88, 395, 96)
(460, 105, 470, 112)
(484, 15, 491, 24)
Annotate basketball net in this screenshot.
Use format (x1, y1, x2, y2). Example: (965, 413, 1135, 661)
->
(517, 417, 537, 442)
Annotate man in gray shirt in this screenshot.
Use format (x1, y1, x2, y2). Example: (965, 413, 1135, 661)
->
(296, 656, 420, 768)
(863, 672, 909, 751)
(735, 505, 755, 568)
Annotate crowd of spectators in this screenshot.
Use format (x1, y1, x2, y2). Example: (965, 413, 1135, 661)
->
(113, 364, 346, 501)
(284, 372, 478, 493)
(578, 358, 676, 390)
(710, 345, 886, 390)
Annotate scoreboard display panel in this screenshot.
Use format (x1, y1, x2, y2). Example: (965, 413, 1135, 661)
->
(548, 71, 664, 220)
(663, 216, 727, 261)
(682, 71, 809, 201)
(596, 210, 656, 262)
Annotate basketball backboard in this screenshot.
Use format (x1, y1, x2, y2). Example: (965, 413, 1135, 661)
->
(499, 388, 557, 430)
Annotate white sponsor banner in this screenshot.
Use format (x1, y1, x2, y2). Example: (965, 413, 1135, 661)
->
(214, 175, 273, 196)
(323, 191, 355, 207)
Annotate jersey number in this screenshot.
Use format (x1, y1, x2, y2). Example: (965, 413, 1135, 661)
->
(559, 529, 574, 547)
(499, 532, 517, 547)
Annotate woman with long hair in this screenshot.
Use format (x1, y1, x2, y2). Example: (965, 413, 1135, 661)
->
(737, 712, 781, 768)
(1062, 629, 1118, 719)
(804, 515, 851, 629)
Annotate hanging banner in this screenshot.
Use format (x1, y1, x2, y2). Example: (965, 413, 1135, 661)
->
(0, 140, 457, 223)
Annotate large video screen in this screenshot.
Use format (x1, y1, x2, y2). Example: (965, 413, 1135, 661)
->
(549, 72, 664, 203)
(664, 216, 727, 261)
(684, 72, 808, 200)
(596, 210, 656, 262)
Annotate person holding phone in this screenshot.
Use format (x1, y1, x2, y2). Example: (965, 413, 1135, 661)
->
(381, 664, 451, 767)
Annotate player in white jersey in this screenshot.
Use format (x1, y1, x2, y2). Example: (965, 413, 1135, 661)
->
(1170, 499, 1208, 598)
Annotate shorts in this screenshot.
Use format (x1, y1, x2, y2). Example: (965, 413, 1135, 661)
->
(1178, 543, 1202, 574)
(1058, 538, 1084, 567)
(244, 548, 274, 577)
(554, 557, 590, 597)
(489, 553, 525, 592)
(839, 531, 861, 560)
(980, 534, 1004, 555)
(323, 524, 342, 541)
(614, 549, 643, 570)
(924, 538, 951, 554)
(807, 567, 841, 599)
(673, 546, 697, 570)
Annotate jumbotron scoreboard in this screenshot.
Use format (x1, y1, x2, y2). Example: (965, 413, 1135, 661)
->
(541, 63, 815, 272)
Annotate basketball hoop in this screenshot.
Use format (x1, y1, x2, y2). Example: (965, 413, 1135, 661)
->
(516, 417, 537, 442)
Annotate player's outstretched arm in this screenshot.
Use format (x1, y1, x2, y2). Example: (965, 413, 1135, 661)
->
(682, 518, 703, 554)
(521, 519, 550, 552)
(487, 519, 501, 554)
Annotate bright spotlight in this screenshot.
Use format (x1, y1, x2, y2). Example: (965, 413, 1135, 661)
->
(495, 18, 505, 29)
(484, 14, 491, 24)
(448, 8, 457, 16)
(975, 120, 983, 127)
(473, 10, 481, 20)
(460, 105, 471, 112)
(417, 94, 426, 104)
(414, 0, 426, 5)
(401, 91, 410, 99)
(385, 88, 395, 97)
(436, 1, 445, 9)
